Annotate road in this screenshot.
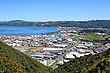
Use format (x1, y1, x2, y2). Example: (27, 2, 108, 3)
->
(50, 42, 79, 69)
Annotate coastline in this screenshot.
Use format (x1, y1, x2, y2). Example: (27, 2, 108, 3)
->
(37, 27, 62, 35)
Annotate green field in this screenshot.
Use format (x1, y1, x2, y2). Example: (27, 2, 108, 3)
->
(83, 36, 105, 40)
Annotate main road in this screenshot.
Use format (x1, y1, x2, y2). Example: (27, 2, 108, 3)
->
(50, 42, 79, 69)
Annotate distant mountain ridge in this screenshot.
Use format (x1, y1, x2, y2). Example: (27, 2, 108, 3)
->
(0, 20, 110, 28)
(8, 20, 25, 23)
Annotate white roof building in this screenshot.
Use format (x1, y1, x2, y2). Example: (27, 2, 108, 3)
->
(40, 60, 48, 66)
(78, 49, 86, 52)
(63, 59, 70, 62)
(67, 38, 73, 42)
(76, 44, 87, 48)
(57, 61, 64, 65)
(43, 48, 63, 51)
(69, 52, 85, 58)
(65, 54, 75, 59)
(53, 44, 67, 48)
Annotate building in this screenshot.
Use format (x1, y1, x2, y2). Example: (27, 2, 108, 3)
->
(53, 44, 67, 48)
(43, 48, 63, 51)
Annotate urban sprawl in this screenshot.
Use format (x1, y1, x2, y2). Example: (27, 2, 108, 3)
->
(0, 27, 110, 69)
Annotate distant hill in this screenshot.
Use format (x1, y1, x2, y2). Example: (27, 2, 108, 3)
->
(0, 41, 54, 73)
(1, 20, 110, 28)
(0, 20, 42, 26)
(55, 49, 110, 73)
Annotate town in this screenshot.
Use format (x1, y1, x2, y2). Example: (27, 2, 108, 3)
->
(0, 27, 110, 69)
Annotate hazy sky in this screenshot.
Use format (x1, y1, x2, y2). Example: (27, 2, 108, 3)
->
(0, 0, 110, 21)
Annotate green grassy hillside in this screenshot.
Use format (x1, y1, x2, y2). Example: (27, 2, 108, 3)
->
(0, 41, 54, 73)
(55, 49, 110, 73)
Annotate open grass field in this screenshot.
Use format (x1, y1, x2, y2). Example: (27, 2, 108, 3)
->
(83, 36, 105, 40)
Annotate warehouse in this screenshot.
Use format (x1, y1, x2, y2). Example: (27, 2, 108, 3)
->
(43, 48, 63, 51)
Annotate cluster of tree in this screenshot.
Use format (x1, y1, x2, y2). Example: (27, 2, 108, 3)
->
(1, 20, 110, 28)
(55, 49, 110, 73)
(0, 41, 54, 73)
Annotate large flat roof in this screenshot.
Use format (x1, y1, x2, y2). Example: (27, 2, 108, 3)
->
(53, 44, 67, 47)
(43, 48, 63, 51)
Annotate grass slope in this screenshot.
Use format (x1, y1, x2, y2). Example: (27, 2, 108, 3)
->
(0, 41, 54, 73)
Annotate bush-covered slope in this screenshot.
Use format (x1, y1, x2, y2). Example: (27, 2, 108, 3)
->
(0, 41, 54, 73)
(55, 49, 110, 73)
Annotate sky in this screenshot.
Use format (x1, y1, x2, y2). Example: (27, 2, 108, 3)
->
(0, 0, 110, 21)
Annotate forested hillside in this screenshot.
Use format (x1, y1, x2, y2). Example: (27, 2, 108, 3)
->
(0, 41, 54, 73)
(1, 20, 110, 28)
(55, 49, 110, 73)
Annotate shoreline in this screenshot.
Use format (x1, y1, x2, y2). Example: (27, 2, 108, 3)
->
(37, 27, 62, 35)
